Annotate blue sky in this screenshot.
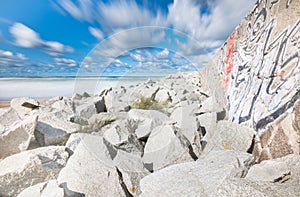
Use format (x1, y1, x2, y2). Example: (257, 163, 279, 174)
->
(0, 0, 256, 77)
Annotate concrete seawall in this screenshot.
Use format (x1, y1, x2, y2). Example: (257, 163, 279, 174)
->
(201, 0, 300, 161)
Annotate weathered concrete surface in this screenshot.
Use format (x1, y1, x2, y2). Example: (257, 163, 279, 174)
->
(205, 120, 254, 152)
(200, 0, 300, 161)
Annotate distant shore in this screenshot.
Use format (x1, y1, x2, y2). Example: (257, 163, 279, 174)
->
(0, 101, 9, 108)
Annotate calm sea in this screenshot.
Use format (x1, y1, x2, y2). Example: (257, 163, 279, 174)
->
(0, 76, 158, 101)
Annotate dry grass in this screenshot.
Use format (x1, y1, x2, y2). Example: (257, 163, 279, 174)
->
(131, 96, 170, 111)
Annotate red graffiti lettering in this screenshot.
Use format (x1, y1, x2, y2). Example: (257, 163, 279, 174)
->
(223, 31, 235, 90)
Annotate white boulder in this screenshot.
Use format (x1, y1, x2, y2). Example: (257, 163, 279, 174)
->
(0, 146, 69, 196)
(0, 115, 37, 159)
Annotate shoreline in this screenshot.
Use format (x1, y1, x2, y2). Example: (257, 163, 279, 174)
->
(0, 99, 49, 108)
(0, 101, 10, 108)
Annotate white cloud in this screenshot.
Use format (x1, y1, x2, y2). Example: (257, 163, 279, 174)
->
(0, 49, 27, 67)
(57, 0, 256, 72)
(167, 0, 256, 41)
(88, 27, 103, 41)
(130, 52, 144, 62)
(97, 1, 165, 33)
(167, 0, 203, 39)
(10, 23, 42, 48)
(54, 57, 77, 67)
(93, 27, 166, 58)
(16, 53, 27, 60)
(202, 0, 256, 40)
(112, 59, 128, 67)
(10, 23, 74, 56)
(58, 0, 93, 22)
(58, 0, 166, 47)
(2, 51, 13, 57)
(155, 48, 169, 59)
(57, 0, 255, 48)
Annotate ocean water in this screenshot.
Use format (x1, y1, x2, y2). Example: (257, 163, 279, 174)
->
(0, 76, 154, 101)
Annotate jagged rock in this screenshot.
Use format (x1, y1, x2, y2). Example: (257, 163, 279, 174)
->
(0, 115, 38, 159)
(75, 97, 105, 119)
(113, 150, 150, 195)
(38, 113, 80, 134)
(51, 98, 75, 115)
(57, 134, 127, 196)
(65, 133, 90, 154)
(102, 118, 144, 155)
(66, 133, 89, 149)
(0, 146, 69, 196)
(103, 121, 128, 146)
(128, 109, 171, 139)
(75, 102, 98, 120)
(142, 125, 195, 172)
(18, 179, 85, 197)
(216, 176, 268, 197)
(246, 154, 298, 182)
(105, 102, 131, 113)
(82, 92, 90, 98)
(10, 97, 39, 118)
(199, 97, 216, 113)
(116, 133, 144, 155)
(71, 93, 83, 101)
(155, 89, 171, 102)
(218, 154, 300, 196)
(170, 103, 199, 142)
(140, 150, 252, 196)
(207, 120, 254, 152)
(136, 86, 159, 99)
(169, 103, 204, 157)
(197, 112, 217, 151)
(18, 180, 64, 197)
(34, 122, 69, 146)
(104, 87, 131, 113)
(0, 108, 19, 128)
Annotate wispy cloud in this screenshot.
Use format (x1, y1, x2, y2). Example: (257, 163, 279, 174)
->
(9, 23, 74, 56)
(0, 49, 28, 67)
(0, 16, 12, 25)
(92, 27, 166, 58)
(54, 57, 78, 67)
(56, 0, 256, 75)
(57, 0, 94, 22)
(57, 0, 255, 42)
(58, 0, 167, 52)
(97, 0, 165, 33)
(88, 26, 104, 41)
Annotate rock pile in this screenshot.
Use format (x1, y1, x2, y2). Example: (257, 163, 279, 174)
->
(0, 71, 299, 196)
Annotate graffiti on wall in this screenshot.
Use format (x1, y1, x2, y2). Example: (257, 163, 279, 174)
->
(224, 0, 300, 133)
(223, 32, 235, 90)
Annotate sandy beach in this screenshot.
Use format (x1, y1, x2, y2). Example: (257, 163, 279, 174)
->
(0, 101, 9, 108)
(0, 99, 49, 108)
